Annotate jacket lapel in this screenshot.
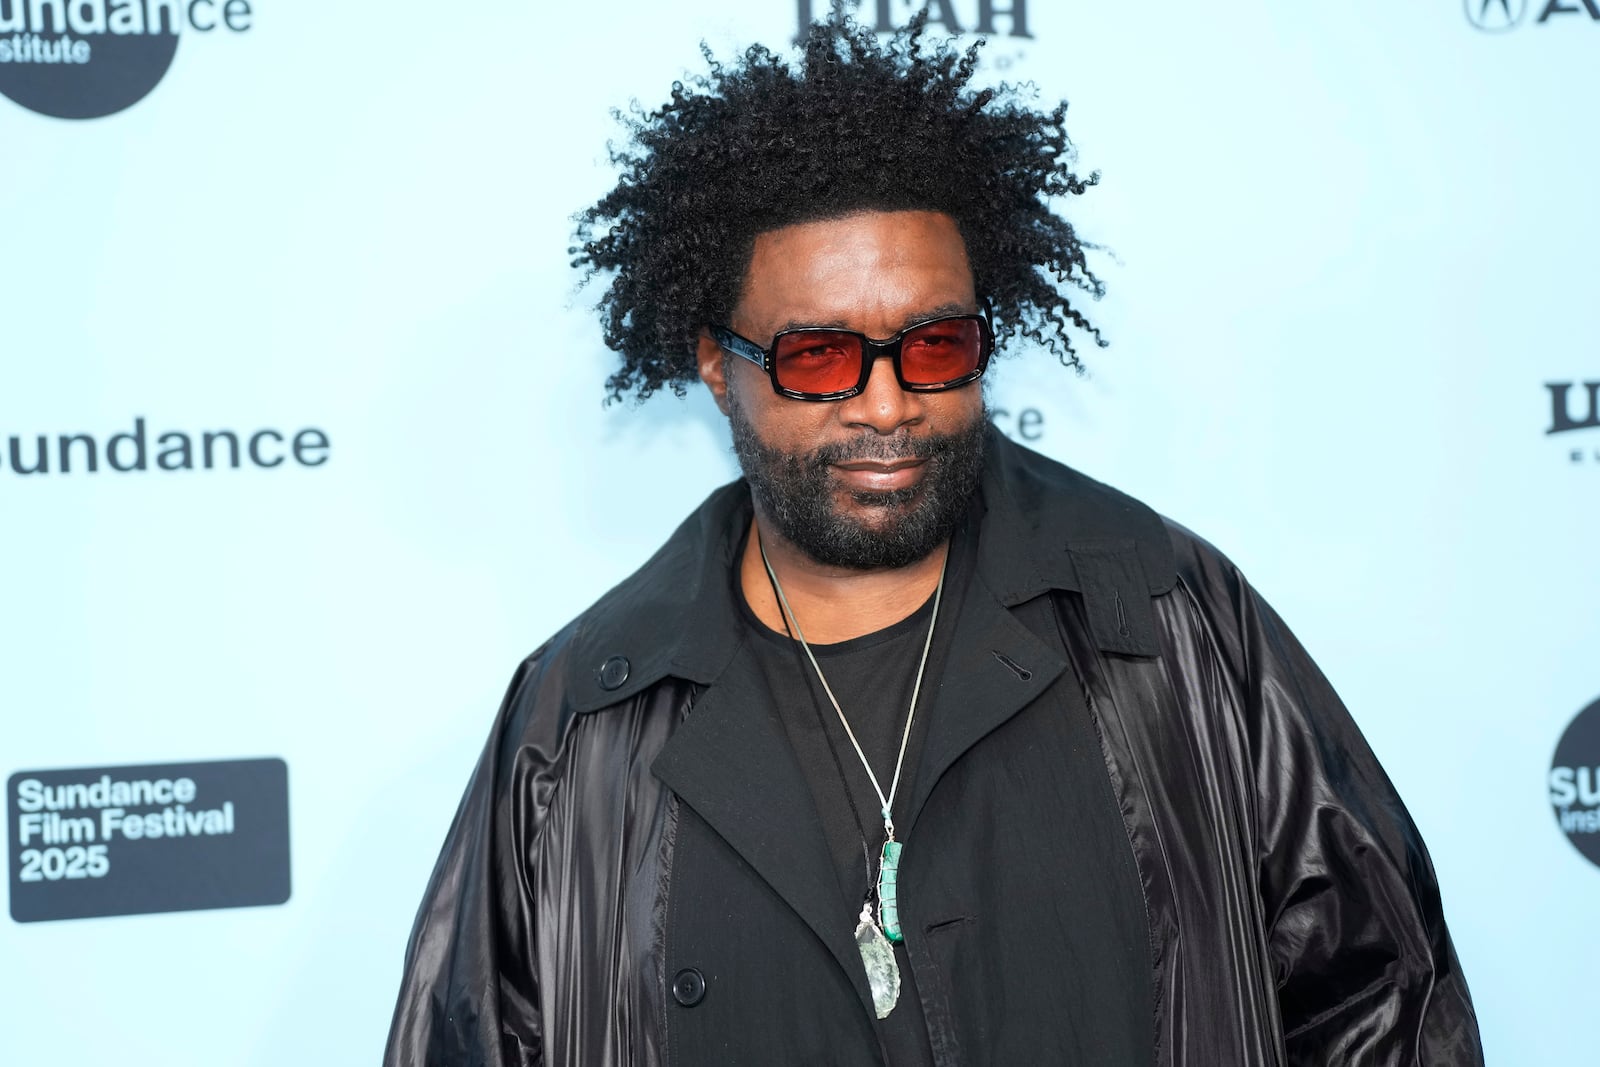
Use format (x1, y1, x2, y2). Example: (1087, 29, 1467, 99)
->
(647, 557, 1075, 1017)
(900, 576, 1067, 842)
(650, 647, 877, 1017)
(592, 433, 1182, 1025)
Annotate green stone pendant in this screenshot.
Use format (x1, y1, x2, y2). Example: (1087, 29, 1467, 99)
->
(878, 840, 904, 943)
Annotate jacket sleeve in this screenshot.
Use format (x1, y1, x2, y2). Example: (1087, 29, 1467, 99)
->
(1199, 551, 1483, 1065)
(383, 651, 563, 1067)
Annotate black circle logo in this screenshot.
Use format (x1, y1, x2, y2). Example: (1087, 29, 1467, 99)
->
(0, 5, 180, 119)
(1465, 0, 1528, 32)
(0, 4, 255, 120)
(1550, 695, 1600, 869)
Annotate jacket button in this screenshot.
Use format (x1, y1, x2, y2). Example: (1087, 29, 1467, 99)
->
(671, 967, 706, 1007)
(597, 655, 630, 691)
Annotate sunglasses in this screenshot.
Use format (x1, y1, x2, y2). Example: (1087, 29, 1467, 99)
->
(710, 312, 993, 401)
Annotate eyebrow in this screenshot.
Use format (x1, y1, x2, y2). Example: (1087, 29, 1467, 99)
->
(772, 301, 977, 337)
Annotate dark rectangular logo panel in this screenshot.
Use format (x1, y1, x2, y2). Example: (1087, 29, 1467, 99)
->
(8, 758, 290, 923)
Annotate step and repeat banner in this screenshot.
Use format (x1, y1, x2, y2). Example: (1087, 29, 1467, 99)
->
(1, 2, 1595, 1063)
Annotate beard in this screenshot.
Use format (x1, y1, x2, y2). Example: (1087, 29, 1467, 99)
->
(728, 392, 987, 571)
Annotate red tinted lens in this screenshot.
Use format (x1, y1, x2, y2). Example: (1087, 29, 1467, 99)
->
(900, 318, 982, 385)
(772, 330, 863, 394)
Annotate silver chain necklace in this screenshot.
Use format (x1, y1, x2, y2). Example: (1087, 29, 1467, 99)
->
(759, 536, 948, 1019)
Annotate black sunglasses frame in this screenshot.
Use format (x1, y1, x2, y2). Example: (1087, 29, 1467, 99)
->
(709, 312, 994, 401)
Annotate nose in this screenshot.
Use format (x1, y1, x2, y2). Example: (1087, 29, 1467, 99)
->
(836, 351, 921, 434)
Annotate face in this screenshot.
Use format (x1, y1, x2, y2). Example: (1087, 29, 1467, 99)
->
(697, 209, 988, 570)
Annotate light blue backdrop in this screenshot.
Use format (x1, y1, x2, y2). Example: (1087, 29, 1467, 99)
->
(2, 2, 1594, 1063)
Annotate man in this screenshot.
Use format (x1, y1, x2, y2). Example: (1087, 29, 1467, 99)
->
(385, 17, 1481, 1066)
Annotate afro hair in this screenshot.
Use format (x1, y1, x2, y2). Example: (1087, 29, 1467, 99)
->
(572, 12, 1106, 403)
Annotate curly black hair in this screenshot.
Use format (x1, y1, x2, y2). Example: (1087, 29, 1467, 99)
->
(572, 12, 1106, 403)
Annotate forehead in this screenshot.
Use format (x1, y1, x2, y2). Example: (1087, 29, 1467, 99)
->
(735, 210, 976, 334)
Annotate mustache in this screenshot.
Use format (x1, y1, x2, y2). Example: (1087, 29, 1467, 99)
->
(726, 397, 988, 569)
(803, 427, 972, 469)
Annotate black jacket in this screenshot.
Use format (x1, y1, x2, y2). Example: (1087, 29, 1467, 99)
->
(384, 433, 1482, 1066)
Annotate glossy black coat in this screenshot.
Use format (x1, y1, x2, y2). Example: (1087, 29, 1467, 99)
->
(384, 433, 1482, 1066)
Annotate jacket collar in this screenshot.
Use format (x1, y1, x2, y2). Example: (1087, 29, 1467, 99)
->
(565, 429, 1176, 713)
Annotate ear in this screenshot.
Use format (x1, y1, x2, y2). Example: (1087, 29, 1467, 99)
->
(696, 328, 732, 416)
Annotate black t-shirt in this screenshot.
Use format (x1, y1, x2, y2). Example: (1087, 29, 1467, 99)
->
(738, 522, 978, 1066)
